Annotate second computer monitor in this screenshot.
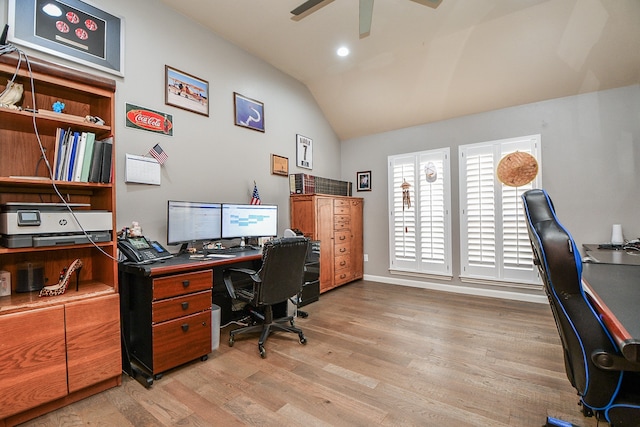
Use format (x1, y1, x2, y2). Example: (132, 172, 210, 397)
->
(221, 203, 278, 239)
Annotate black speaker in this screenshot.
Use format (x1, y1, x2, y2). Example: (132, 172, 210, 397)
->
(16, 262, 45, 292)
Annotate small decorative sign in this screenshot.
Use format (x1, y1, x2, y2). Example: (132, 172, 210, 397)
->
(296, 134, 312, 169)
(125, 103, 173, 136)
(271, 154, 288, 176)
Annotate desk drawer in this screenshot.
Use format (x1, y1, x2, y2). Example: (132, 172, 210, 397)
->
(152, 290, 212, 324)
(152, 311, 211, 373)
(152, 270, 213, 300)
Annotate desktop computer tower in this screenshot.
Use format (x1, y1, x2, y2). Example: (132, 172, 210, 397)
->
(299, 240, 320, 307)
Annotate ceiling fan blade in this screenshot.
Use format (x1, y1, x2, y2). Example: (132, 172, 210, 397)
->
(359, 0, 374, 38)
(409, 0, 443, 9)
(291, 0, 331, 16)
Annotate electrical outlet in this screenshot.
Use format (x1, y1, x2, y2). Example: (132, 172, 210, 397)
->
(364, 254, 368, 262)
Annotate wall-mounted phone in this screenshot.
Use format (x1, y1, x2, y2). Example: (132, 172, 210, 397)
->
(118, 236, 172, 264)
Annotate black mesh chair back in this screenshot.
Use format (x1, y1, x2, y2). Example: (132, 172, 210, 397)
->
(256, 237, 309, 306)
(223, 237, 310, 358)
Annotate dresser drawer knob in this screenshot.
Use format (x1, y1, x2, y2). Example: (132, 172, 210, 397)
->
(339, 248, 346, 253)
(340, 261, 346, 266)
(181, 302, 189, 310)
(182, 280, 190, 288)
(339, 236, 346, 241)
(181, 323, 189, 332)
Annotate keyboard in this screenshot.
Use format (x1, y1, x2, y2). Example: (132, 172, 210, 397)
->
(205, 246, 256, 254)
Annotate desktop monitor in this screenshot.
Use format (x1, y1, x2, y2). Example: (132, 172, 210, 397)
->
(167, 200, 222, 247)
(221, 203, 278, 239)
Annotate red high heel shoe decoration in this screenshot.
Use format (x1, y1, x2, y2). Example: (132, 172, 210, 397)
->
(39, 259, 83, 297)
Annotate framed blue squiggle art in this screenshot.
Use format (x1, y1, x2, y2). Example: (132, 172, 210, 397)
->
(234, 92, 264, 132)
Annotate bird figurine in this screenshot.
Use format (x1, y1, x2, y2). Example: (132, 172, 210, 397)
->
(0, 80, 23, 109)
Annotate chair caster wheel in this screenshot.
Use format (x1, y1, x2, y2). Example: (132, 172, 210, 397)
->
(259, 345, 266, 358)
(229, 336, 235, 347)
(299, 335, 307, 345)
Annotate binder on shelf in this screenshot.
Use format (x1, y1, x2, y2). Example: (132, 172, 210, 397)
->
(99, 137, 113, 183)
(57, 128, 72, 180)
(88, 138, 105, 183)
(79, 132, 96, 182)
(65, 131, 80, 181)
(72, 132, 87, 182)
(52, 127, 65, 180)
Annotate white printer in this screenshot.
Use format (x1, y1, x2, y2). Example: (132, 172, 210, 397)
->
(0, 202, 112, 248)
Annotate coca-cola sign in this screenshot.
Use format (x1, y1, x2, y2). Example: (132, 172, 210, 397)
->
(125, 103, 173, 136)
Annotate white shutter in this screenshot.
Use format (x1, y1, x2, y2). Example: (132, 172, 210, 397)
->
(460, 135, 541, 285)
(389, 149, 451, 276)
(390, 156, 416, 266)
(419, 154, 446, 266)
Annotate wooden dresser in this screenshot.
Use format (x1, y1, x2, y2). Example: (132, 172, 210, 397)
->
(290, 194, 363, 293)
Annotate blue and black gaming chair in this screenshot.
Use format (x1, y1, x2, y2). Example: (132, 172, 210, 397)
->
(521, 189, 640, 426)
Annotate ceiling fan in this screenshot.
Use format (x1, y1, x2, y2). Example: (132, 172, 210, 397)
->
(290, 0, 443, 38)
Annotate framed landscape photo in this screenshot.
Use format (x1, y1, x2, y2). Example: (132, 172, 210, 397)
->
(271, 154, 288, 177)
(165, 65, 209, 116)
(296, 134, 313, 169)
(234, 92, 264, 132)
(357, 171, 371, 191)
(8, 0, 124, 76)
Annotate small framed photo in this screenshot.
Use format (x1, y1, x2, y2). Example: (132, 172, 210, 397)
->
(165, 65, 209, 116)
(357, 171, 371, 191)
(8, 0, 124, 76)
(234, 92, 264, 132)
(271, 154, 289, 176)
(296, 134, 313, 169)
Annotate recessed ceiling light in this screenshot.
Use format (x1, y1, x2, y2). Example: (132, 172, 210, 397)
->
(337, 47, 350, 57)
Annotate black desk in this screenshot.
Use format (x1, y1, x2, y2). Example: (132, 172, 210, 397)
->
(582, 262, 640, 363)
(583, 244, 640, 266)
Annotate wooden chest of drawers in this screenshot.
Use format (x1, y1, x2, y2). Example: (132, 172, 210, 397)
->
(290, 194, 363, 293)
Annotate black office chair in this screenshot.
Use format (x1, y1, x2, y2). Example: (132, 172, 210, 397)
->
(223, 237, 309, 358)
(521, 189, 640, 426)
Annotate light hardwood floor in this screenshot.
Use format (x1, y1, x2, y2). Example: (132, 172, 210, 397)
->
(23, 280, 598, 426)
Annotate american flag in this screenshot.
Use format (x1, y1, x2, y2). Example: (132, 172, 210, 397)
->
(250, 182, 261, 205)
(149, 144, 168, 165)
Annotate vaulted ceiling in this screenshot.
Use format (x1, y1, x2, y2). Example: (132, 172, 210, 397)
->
(161, 0, 640, 140)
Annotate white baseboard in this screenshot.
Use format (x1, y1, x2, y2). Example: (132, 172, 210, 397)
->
(362, 274, 548, 304)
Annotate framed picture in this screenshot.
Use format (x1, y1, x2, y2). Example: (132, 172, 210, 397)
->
(165, 66, 209, 116)
(234, 92, 264, 132)
(357, 171, 371, 191)
(296, 134, 313, 169)
(271, 154, 289, 177)
(8, 0, 124, 76)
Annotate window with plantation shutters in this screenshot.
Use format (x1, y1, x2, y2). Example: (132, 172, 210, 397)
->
(388, 148, 451, 276)
(459, 135, 542, 285)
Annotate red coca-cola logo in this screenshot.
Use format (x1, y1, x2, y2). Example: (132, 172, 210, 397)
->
(127, 109, 172, 132)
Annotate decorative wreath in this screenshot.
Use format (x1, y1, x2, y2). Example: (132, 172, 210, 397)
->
(496, 151, 538, 187)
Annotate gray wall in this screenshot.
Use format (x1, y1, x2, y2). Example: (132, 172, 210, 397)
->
(0, 0, 341, 251)
(341, 85, 640, 294)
